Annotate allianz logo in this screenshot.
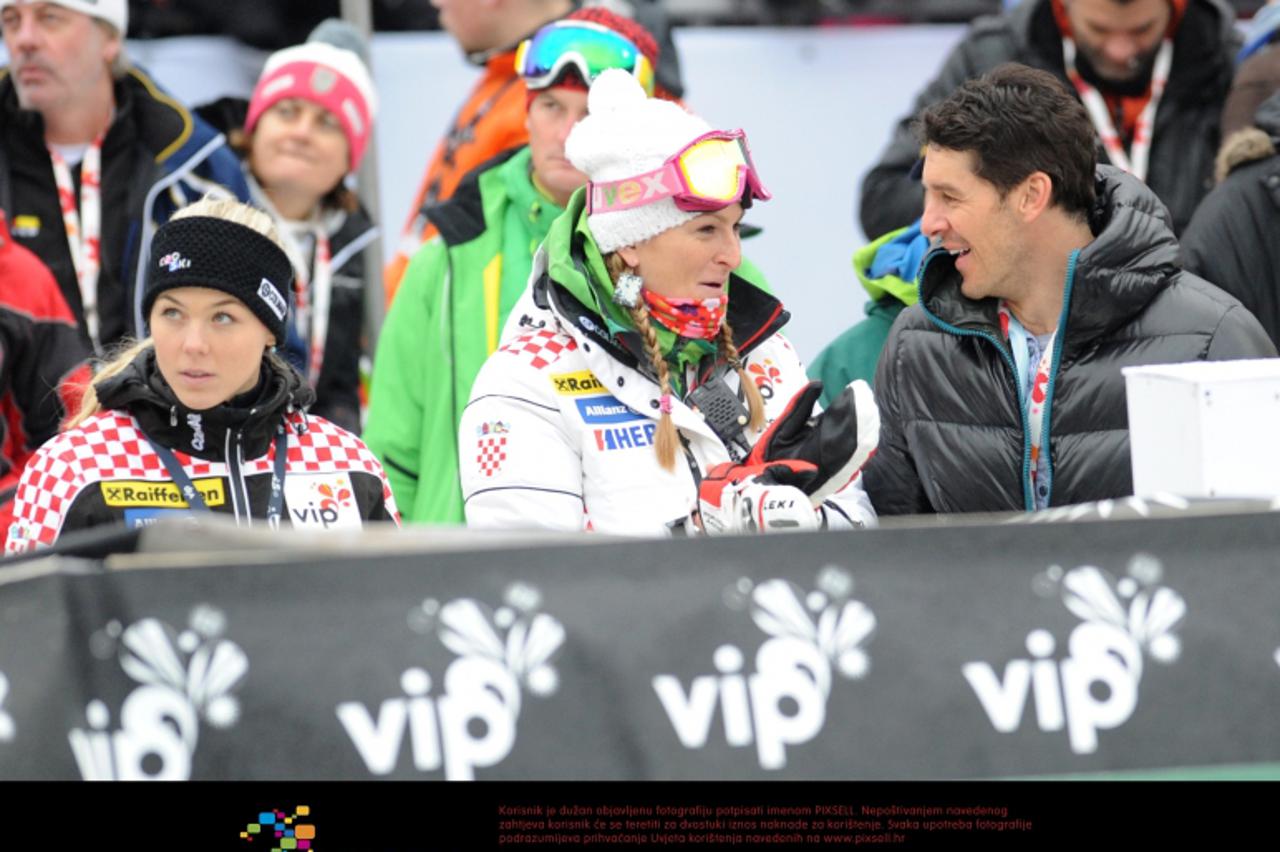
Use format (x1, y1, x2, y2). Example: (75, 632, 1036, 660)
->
(653, 567, 875, 770)
(337, 582, 565, 781)
(584, 403, 627, 417)
(69, 606, 248, 780)
(963, 555, 1185, 755)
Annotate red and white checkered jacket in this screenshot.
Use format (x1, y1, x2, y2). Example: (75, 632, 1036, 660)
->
(5, 407, 399, 553)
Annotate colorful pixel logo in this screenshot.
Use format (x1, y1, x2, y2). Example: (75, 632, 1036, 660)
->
(241, 806, 316, 850)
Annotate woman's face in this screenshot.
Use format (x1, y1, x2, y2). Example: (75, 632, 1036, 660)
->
(249, 98, 350, 213)
(616, 204, 744, 302)
(150, 287, 275, 411)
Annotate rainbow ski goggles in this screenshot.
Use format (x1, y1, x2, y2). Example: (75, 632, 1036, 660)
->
(588, 130, 771, 214)
(516, 20, 655, 96)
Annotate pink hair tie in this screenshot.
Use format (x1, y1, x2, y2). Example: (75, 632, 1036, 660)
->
(659, 393, 673, 415)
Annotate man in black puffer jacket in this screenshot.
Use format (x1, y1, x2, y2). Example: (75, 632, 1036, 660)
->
(858, 0, 1239, 240)
(863, 64, 1275, 517)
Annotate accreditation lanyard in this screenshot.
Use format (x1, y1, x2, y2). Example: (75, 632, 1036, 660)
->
(998, 304, 1056, 495)
(285, 228, 333, 389)
(48, 134, 105, 351)
(142, 429, 290, 529)
(1061, 37, 1172, 183)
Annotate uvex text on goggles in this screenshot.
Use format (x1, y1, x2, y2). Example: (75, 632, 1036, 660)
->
(516, 21, 655, 96)
(588, 130, 771, 214)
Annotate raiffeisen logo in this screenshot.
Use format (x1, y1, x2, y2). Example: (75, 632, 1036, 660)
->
(963, 554, 1186, 755)
(653, 567, 876, 770)
(336, 582, 565, 780)
(68, 605, 248, 779)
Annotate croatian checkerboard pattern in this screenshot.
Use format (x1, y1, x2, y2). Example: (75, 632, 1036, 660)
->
(476, 436, 508, 477)
(6, 410, 397, 552)
(498, 330, 577, 370)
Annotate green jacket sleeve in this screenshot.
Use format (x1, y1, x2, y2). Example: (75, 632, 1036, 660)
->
(364, 237, 465, 524)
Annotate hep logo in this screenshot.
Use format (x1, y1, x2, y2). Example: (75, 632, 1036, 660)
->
(748, 360, 782, 399)
(159, 252, 192, 272)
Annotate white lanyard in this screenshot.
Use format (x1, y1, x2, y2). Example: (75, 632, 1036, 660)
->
(48, 134, 104, 351)
(1000, 304, 1056, 493)
(272, 217, 333, 390)
(1061, 37, 1172, 183)
(288, 230, 333, 387)
(249, 177, 334, 388)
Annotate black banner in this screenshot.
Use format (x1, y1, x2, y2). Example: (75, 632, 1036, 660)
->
(2, 508, 1280, 781)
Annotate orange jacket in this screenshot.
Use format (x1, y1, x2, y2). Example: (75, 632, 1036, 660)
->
(385, 51, 530, 302)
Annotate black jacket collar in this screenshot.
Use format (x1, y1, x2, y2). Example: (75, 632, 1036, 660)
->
(920, 166, 1178, 355)
(95, 348, 315, 460)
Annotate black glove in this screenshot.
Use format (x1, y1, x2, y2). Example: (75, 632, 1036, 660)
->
(745, 380, 880, 504)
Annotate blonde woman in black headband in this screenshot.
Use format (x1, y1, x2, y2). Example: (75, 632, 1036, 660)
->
(6, 198, 398, 553)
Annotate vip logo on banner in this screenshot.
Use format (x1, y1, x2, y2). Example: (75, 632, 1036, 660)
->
(963, 554, 1186, 754)
(0, 671, 14, 742)
(653, 566, 876, 770)
(68, 606, 248, 780)
(336, 582, 565, 780)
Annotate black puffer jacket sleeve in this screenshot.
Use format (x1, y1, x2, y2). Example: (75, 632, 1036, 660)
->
(1206, 303, 1277, 360)
(862, 316, 931, 516)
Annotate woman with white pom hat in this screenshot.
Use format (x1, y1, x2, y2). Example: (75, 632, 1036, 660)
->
(458, 70, 878, 536)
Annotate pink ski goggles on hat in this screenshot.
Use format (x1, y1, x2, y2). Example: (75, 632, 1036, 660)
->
(588, 130, 771, 214)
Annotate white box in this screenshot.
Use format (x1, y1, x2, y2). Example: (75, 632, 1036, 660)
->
(1122, 359, 1280, 498)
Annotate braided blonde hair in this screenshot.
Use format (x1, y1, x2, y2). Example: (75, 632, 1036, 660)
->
(605, 254, 765, 470)
(717, 320, 766, 432)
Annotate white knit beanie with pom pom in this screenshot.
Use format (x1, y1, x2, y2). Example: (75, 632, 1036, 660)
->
(566, 68, 712, 252)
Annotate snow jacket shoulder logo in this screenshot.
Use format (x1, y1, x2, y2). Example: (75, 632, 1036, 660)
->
(653, 566, 876, 770)
(336, 582, 565, 780)
(475, 421, 511, 478)
(962, 554, 1185, 755)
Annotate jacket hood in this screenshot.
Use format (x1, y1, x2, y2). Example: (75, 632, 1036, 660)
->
(96, 347, 315, 460)
(920, 165, 1177, 349)
(854, 224, 923, 307)
(1068, 165, 1180, 341)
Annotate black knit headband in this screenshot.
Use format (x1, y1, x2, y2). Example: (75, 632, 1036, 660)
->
(143, 216, 295, 342)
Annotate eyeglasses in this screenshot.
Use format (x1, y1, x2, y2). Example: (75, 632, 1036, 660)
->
(588, 130, 771, 214)
(516, 20, 655, 96)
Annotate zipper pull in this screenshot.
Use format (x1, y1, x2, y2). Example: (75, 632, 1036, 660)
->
(169, 405, 177, 427)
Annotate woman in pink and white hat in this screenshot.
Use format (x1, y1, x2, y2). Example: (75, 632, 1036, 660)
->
(201, 19, 379, 434)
